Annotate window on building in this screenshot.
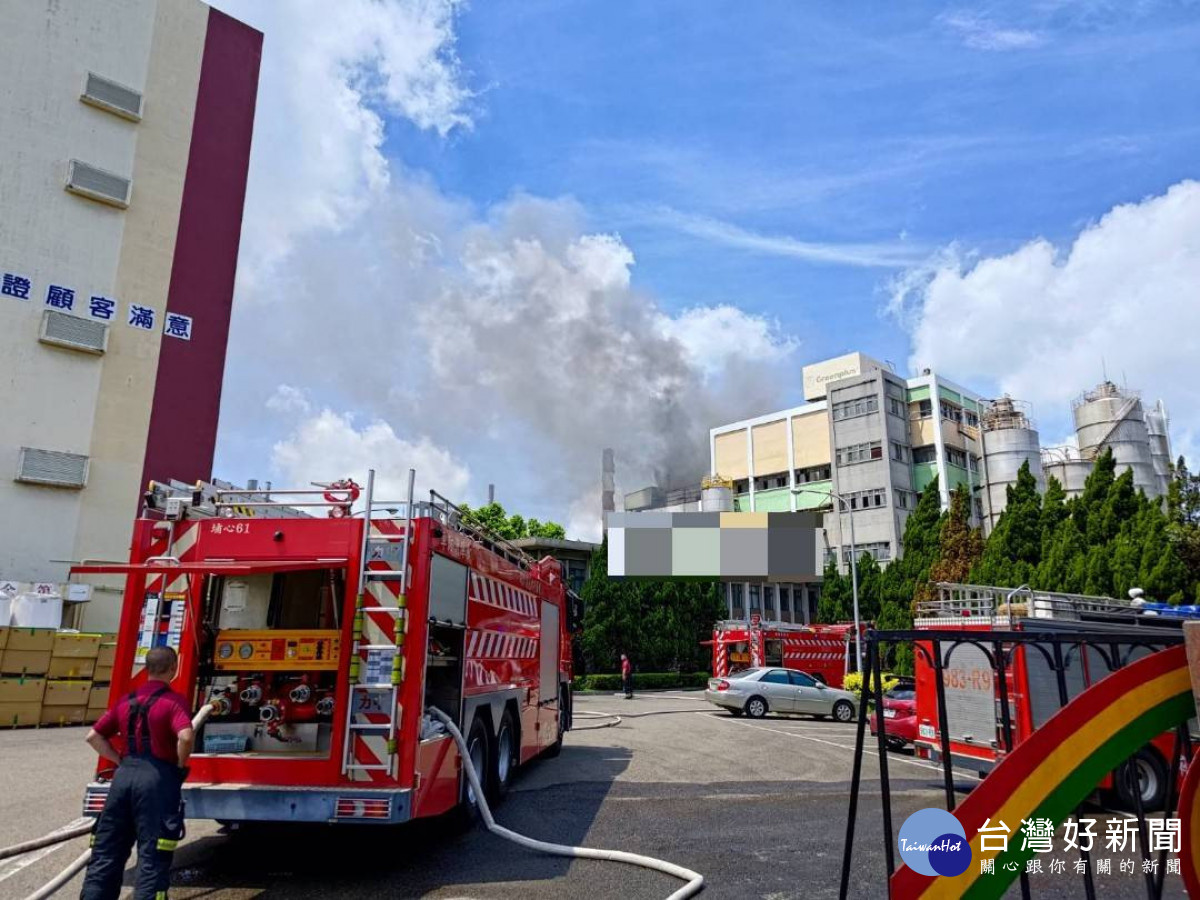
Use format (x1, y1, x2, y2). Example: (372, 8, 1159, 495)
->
(794, 465, 831, 484)
(778, 586, 792, 623)
(749, 583, 761, 612)
(974, 498, 984, 521)
(775, 476, 787, 488)
(839, 488, 887, 511)
(835, 441, 883, 467)
(896, 490, 912, 510)
(843, 542, 892, 564)
(885, 380, 904, 400)
(940, 401, 963, 424)
(916, 399, 933, 419)
(763, 585, 776, 619)
(965, 410, 979, 428)
(888, 397, 905, 418)
(912, 445, 937, 464)
(831, 395, 879, 421)
(946, 447, 968, 469)
(734, 479, 749, 494)
(890, 441, 907, 462)
(730, 583, 744, 619)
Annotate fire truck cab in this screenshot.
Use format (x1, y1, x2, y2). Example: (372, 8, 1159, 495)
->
(74, 473, 578, 825)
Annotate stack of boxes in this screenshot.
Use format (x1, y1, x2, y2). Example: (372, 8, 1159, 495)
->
(0, 627, 116, 728)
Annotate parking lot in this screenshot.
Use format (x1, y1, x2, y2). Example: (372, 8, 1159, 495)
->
(0, 692, 1186, 899)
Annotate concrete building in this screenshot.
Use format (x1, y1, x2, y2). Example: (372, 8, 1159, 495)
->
(0, 0, 261, 630)
(710, 352, 987, 575)
(510, 537, 600, 595)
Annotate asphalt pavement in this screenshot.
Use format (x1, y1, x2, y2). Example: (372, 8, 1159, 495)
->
(0, 693, 1187, 898)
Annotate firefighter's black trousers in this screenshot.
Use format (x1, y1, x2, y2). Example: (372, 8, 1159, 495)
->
(80, 756, 185, 900)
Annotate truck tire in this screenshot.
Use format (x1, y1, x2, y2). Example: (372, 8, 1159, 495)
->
(492, 709, 518, 802)
(745, 696, 768, 719)
(1114, 748, 1169, 812)
(461, 716, 490, 821)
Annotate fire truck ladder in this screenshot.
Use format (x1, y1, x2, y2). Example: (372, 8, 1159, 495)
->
(342, 468, 416, 779)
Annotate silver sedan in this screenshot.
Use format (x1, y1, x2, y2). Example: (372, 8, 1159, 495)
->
(705, 667, 858, 722)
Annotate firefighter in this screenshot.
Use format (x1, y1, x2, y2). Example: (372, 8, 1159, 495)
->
(80, 646, 195, 900)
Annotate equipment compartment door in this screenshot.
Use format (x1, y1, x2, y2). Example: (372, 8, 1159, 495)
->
(539, 601, 560, 705)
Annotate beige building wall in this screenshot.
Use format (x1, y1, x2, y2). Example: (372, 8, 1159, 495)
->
(791, 413, 831, 469)
(714, 430, 749, 480)
(0, 0, 210, 630)
(751, 420, 788, 476)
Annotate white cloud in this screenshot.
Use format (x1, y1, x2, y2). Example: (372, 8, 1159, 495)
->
(271, 408, 470, 505)
(939, 11, 1046, 51)
(212, 0, 472, 286)
(566, 487, 604, 544)
(265, 384, 312, 415)
(895, 179, 1200, 462)
(644, 207, 927, 268)
(656, 305, 799, 379)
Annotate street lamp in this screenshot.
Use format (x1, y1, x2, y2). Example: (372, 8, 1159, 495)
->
(792, 485, 863, 674)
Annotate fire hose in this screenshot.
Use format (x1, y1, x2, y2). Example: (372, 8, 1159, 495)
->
(426, 706, 704, 900)
(6, 704, 215, 900)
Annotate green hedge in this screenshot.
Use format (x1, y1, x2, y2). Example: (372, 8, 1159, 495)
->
(573, 672, 711, 692)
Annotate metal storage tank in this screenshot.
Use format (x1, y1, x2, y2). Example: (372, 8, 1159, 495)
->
(1145, 401, 1173, 498)
(700, 474, 734, 512)
(980, 396, 1043, 533)
(1072, 381, 1159, 498)
(1042, 455, 1092, 499)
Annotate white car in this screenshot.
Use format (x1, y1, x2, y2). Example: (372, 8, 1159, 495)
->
(705, 666, 858, 722)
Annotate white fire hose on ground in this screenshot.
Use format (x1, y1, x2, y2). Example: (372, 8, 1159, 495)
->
(426, 706, 704, 900)
(8, 704, 216, 900)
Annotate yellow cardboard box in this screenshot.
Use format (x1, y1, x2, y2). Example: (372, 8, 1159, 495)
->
(96, 643, 116, 669)
(1, 649, 52, 676)
(88, 683, 111, 709)
(6, 629, 55, 653)
(47, 656, 96, 679)
(0, 677, 46, 704)
(40, 705, 87, 726)
(0, 701, 41, 727)
(51, 633, 102, 659)
(93, 664, 114, 684)
(43, 680, 91, 706)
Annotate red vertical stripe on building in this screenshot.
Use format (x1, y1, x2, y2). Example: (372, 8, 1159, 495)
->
(140, 9, 261, 491)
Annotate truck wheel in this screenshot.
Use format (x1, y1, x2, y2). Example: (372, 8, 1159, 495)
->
(1114, 748, 1168, 812)
(492, 710, 518, 803)
(461, 716, 490, 821)
(745, 696, 768, 719)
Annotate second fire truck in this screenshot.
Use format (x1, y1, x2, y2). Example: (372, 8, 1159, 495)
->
(74, 471, 579, 825)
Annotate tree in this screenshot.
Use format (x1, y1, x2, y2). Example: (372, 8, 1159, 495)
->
(972, 462, 1041, 587)
(1167, 456, 1200, 597)
(579, 540, 724, 674)
(459, 501, 567, 540)
(926, 485, 984, 594)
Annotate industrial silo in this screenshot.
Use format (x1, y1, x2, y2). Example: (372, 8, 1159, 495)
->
(700, 474, 734, 512)
(980, 396, 1044, 532)
(1041, 451, 1092, 500)
(1144, 401, 1173, 497)
(1072, 381, 1159, 498)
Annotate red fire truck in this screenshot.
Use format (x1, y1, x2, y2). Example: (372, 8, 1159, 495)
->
(913, 582, 1195, 810)
(708, 620, 862, 688)
(73, 472, 578, 825)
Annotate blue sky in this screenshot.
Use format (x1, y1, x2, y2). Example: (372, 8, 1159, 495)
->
(213, 1, 1200, 537)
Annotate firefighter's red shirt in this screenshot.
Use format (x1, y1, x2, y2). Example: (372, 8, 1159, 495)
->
(93, 681, 193, 765)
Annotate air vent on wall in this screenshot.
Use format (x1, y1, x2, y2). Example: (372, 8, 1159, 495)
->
(80, 72, 143, 121)
(65, 160, 131, 208)
(16, 447, 90, 489)
(39, 309, 109, 355)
